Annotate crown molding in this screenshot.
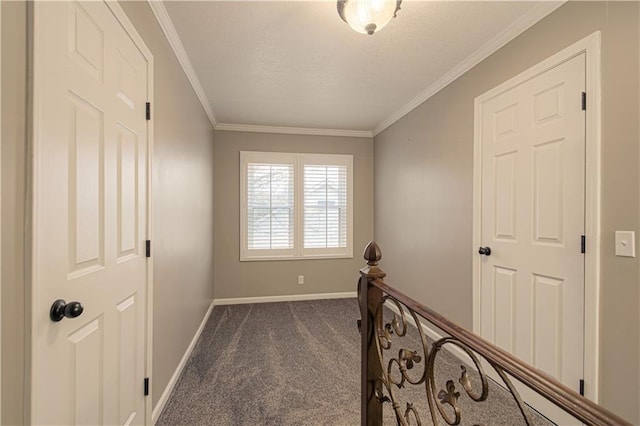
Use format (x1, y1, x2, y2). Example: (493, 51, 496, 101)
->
(147, 0, 217, 128)
(147, 0, 563, 139)
(372, 1, 565, 136)
(216, 122, 373, 138)
(147, 1, 372, 138)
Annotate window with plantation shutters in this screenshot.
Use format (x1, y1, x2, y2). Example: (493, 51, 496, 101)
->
(246, 163, 294, 250)
(241, 151, 353, 261)
(303, 165, 347, 249)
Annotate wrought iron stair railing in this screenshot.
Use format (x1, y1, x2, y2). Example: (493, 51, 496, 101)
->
(357, 241, 631, 426)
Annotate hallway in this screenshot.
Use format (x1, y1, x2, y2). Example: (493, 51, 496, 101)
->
(157, 299, 361, 425)
(157, 299, 552, 425)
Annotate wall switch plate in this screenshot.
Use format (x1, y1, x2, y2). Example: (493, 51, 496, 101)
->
(615, 231, 635, 257)
(298, 275, 304, 285)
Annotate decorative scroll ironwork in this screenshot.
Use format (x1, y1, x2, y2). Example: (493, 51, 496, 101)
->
(358, 241, 631, 426)
(369, 293, 532, 426)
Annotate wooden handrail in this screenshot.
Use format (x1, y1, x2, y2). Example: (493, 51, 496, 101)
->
(359, 241, 631, 426)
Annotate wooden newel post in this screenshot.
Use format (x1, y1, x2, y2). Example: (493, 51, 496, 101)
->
(359, 241, 386, 426)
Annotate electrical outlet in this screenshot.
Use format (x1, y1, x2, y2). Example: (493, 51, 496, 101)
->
(298, 275, 304, 285)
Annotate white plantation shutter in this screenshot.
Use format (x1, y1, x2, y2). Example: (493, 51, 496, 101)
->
(241, 151, 352, 260)
(303, 165, 348, 249)
(246, 163, 294, 250)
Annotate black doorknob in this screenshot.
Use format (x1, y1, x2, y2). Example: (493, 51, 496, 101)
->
(478, 246, 492, 256)
(50, 299, 84, 322)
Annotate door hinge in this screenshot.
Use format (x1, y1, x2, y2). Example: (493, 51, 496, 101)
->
(146, 102, 151, 120)
(146, 240, 151, 258)
(144, 377, 150, 396)
(581, 92, 586, 111)
(581, 235, 586, 254)
(579, 379, 585, 396)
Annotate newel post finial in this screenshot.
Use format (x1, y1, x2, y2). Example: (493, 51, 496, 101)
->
(361, 241, 386, 279)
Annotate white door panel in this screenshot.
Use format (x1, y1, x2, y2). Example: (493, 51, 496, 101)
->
(479, 54, 586, 424)
(32, 2, 148, 424)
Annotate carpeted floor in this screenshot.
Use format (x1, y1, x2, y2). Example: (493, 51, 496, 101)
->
(157, 299, 553, 425)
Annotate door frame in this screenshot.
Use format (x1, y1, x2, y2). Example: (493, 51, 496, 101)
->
(472, 31, 601, 402)
(29, 1, 154, 422)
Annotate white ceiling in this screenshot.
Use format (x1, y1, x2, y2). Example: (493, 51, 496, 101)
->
(157, 1, 562, 136)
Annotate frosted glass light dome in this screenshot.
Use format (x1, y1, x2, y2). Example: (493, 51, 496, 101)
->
(337, 0, 401, 35)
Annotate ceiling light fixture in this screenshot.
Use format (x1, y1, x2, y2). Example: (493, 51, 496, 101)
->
(337, 0, 402, 35)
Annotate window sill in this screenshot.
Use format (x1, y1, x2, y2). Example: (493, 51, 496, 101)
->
(240, 253, 354, 262)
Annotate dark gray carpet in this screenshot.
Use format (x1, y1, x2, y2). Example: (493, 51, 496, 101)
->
(157, 299, 553, 425)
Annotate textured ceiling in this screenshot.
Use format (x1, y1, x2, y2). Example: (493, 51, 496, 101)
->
(162, 1, 561, 134)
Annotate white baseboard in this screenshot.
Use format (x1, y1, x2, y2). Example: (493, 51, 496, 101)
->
(213, 291, 357, 306)
(152, 300, 215, 424)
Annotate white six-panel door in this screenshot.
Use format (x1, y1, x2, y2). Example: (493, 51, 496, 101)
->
(478, 53, 586, 423)
(32, 2, 150, 424)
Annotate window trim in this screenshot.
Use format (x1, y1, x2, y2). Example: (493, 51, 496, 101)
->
(240, 151, 353, 261)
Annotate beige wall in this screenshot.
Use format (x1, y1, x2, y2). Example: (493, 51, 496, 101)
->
(214, 130, 373, 300)
(374, 1, 639, 422)
(119, 2, 215, 408)
(1, 2, 27, 424)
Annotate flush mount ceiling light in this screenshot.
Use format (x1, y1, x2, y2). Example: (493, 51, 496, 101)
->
(337, 0, 402, 35)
